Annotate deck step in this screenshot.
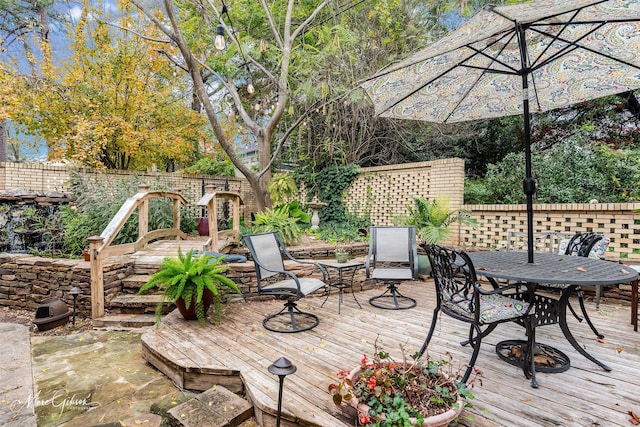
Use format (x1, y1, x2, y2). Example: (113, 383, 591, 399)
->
(109, 294, 174, 314)
(167, 386, 253, 427)
(92, 313, 157, 329)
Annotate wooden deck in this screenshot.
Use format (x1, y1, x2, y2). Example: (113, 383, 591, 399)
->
(141, 279, 640, 427)
(128, 237, 234, 264)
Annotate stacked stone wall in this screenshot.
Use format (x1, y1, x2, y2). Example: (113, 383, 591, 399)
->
(0, 253, 133, 317)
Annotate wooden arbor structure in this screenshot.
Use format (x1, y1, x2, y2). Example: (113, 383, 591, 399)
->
(88, 184, 243, 318)
(196, 184, 244, 252)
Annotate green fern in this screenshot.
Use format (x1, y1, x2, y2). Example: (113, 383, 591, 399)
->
(398, 196, 479, 244)
(138, 248, 241, 326)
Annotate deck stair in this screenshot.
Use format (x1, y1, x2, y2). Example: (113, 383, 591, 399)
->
(167, 386, 254, 427)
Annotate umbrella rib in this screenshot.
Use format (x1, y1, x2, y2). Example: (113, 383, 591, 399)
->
(525, 9, 582, 71)
(530, 24, 640, 73)
(466, 31, 521, 75)
(443, 32, 525, 122)
(373, 38, 514, 117)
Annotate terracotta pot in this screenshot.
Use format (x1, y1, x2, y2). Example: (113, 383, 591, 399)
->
(347, 364, 464, 427)
(175, 288, 214, 321)
(82, 251, 91, 262)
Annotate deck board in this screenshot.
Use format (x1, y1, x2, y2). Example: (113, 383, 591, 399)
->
(141, 279, 640, 427)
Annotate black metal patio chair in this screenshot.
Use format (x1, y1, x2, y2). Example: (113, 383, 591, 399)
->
(554, 232, 607, 339)
(418, 244, 538, 387)
(242, 232, 327, 333)
(366, 226, 418, 310)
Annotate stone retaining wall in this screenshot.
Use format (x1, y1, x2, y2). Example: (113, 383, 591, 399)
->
(0, 253, 133, 318)
(0, 242, 372, 316)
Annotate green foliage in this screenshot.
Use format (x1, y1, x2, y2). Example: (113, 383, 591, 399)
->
(137, 248, 240, 326)
(274, 200, 310, 224)
(267, 172, 298, 206)
(395, 196, 478, 244)
(464, 179, 492, 205)
(480, 139, 640, 204)
(314, 222, 369, 244)
(251, 208, 302, 246)
(59, 205, 94, 254)
(304, 165, 359, 224)
(182, 155, 236, 177)
(59, 172, 198, 256)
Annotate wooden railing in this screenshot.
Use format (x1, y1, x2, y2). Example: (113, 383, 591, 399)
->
(197, 184, 243, 252)
(88, 185, 189, 318)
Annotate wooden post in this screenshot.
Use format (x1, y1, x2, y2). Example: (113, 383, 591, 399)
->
(172, 187, 182, 240)
(138, 184, 149, 239)
(232, 194, 240, 242)
(205, 185, 218, 249)
(88, 235, 105, 319)
(173, 198, 181, 240)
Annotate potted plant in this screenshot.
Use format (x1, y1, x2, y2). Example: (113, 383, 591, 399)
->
(137, 248, 241, 326)
(335, 248, 350, 263)
(329, 342, 476, 426)
(395, 196, 478, 275)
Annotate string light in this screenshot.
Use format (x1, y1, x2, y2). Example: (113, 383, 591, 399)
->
(214, 2, 256, 95)
(215, 23, 225, 50)
(214, 2, 228, 50)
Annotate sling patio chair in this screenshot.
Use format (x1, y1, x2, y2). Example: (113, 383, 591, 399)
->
(366, 226, 418, 310)
(242, 232, 327, 333)
(418, 244, 538, 387)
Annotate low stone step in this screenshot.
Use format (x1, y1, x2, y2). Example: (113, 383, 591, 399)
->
(122, 274, 152, 290)
(168, 386, 253, 427)
(93, 313, 157, 329)
(109, 294, 174, 314)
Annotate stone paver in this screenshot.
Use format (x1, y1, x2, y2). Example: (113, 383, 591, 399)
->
(0, 323, 37, 427)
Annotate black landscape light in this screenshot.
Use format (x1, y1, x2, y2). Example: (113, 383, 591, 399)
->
(268, 356, 297, 427)
(68, 287, 83, 325)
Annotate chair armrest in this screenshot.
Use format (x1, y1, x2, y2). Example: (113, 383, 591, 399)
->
(252, 258, 303, 292)
(476, 281, 525, 296)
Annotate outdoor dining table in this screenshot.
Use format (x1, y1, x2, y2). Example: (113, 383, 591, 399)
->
(467, 251, 638, 373)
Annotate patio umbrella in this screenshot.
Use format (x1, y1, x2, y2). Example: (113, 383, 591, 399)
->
(360, 0, 640, 262)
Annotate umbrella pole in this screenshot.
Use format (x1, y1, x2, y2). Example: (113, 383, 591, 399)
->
(518, 24, 535, 264)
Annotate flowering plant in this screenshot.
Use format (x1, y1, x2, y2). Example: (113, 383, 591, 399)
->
(329, 344, 476, 426)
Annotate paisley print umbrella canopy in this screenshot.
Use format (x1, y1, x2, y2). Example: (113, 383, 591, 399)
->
(361, 0, 640, 261)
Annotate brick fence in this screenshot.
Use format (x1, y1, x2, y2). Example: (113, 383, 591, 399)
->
(0, 159, 464, 226)
(1, 159, 638, 258)
(458, 202, 640, 262)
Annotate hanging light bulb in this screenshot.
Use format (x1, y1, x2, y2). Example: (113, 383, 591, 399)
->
(247, 81, 255, 94)
(215, 23, 225, 50)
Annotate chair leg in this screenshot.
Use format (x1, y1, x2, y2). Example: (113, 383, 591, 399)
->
(263, 301, 319, 333)
(418, 308, 440, 358)
(369, 282, 417, 310)
(462, 324, 483, 384)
